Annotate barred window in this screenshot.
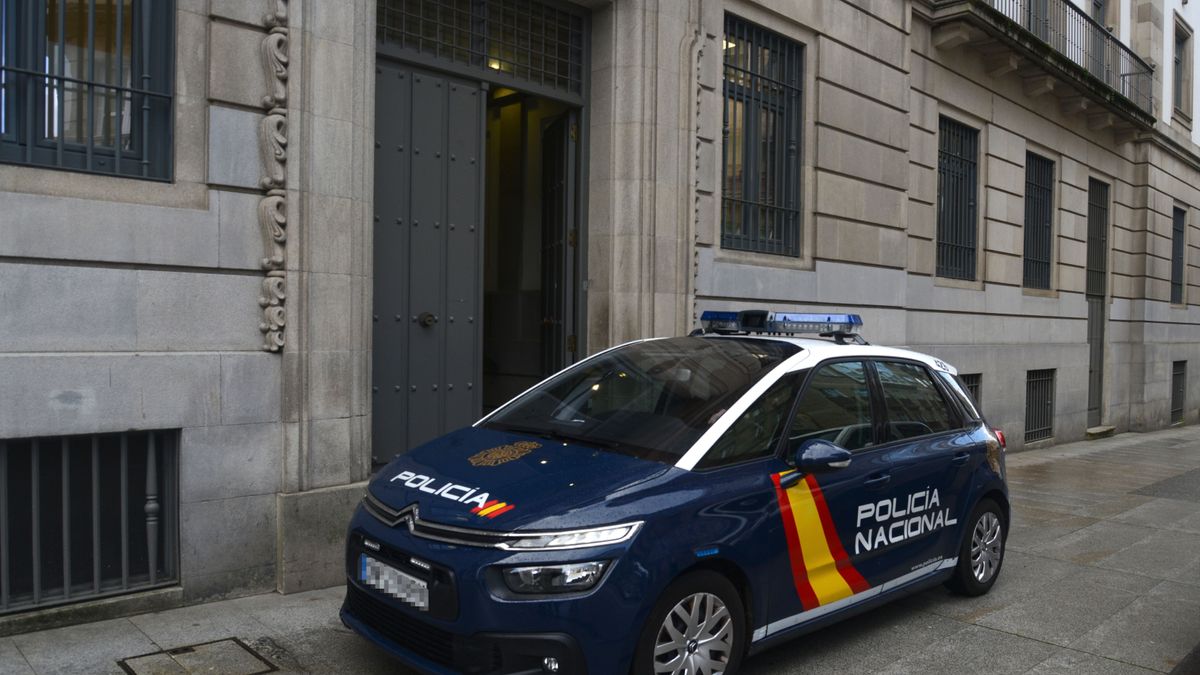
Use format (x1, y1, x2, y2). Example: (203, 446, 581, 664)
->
(1172, 207, 1186, 305)
(0, 0, 174, 180)
(1023, 153, 1055, 289)
(721, 14, 803, 257)
(376, 0, 586, 97)
(1025, 369, 1055, 443)
(937, 117, 979, 280)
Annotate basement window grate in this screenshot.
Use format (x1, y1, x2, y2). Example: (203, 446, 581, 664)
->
(1172, 361, 1186, 425)
(0, 429, 179, 615)
(1025, 369, 1055, 442)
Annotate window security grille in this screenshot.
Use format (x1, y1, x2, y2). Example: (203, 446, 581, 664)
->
(1023, 153, 1054, 289)
(0, 430, 179, 615)
(720, 14, 803, 257)
(1025, 369, 1055, 442)
(376, 0, 585, 96)
(937, 117, 979, 280)
(0, 0, 175, 180)
(1172, 361, 1186, 425)
(1086, 179, 1110, 297)
(960, 373, 982, 408)
(1172, 207, 1186, 305)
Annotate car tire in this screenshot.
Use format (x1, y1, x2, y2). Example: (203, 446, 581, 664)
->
(945, 497, 1006, 596)
(631, 570, 747, 675)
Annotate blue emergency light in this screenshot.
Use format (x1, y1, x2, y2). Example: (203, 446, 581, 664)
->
(699, 310, 864, 340)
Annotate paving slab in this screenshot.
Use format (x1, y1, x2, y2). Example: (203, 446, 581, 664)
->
(0, 638, 34, 674)
(872, 624, 1059, 675)
(1070, 593, 1200, 672)
(1025, 649, 1161, 675)
(11, 618, 157, 675)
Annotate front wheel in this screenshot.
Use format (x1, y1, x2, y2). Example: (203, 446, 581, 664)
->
(946, 498, 1006, 596)
(631, 570, 746, 675)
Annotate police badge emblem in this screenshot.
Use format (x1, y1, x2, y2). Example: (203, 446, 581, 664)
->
(469, 440, 541, 467)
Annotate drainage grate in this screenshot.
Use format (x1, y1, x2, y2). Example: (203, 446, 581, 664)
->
(118, 638, 277, 675)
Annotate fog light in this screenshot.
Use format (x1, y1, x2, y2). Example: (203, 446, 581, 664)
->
(542, 657, 560, 673)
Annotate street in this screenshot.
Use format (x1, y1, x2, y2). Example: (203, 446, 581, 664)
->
(3, 427, 1199, 674)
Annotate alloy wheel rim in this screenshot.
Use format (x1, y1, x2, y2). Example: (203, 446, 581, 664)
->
(970, 511, 1003, 583)
(653, 591, 733, 675)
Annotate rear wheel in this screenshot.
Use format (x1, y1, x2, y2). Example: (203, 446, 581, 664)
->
(946, 498, 1005, 596)
(631, 571, 746, 675)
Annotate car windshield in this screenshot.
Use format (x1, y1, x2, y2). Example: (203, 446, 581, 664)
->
(483, 337, 800, 463)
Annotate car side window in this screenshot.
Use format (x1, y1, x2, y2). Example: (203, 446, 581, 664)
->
(938, 371, 981, 421)
(875, 361, 957, 442)
(697, 374, 800, 469)
(788, 361, 875, 452)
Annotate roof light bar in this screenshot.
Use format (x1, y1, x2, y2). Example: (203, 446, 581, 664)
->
(699, 310, 864, 338)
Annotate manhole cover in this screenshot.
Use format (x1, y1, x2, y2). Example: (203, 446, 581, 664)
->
(119, 638, 277, 675)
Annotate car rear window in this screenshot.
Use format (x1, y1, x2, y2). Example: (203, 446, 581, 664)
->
(484, 337, 800, 462)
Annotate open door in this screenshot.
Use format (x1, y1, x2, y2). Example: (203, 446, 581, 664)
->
(541, 111, 579, 375)
(373, 62, 485, 460)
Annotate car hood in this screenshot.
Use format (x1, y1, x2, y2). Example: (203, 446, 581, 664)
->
(368, 426, 682, 531)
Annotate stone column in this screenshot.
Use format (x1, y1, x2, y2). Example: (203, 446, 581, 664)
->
(1131, 0, 1165, 115)
(586, 0, 697, 352)
(274, 0, 376, 593)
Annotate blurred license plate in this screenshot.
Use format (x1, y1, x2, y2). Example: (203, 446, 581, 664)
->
(359, 554, 429, 611)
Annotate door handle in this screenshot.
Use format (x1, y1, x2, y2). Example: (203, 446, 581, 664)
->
(951, 452, 970, 466)
(863, 473, 891, 488)
(417, 312, 438, 328)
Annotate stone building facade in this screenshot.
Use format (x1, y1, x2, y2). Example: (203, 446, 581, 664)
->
(0, 0, 1197, 626)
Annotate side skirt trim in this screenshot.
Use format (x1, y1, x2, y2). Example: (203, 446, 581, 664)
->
(751, 557, 957, 641)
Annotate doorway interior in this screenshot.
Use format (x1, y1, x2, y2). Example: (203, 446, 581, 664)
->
(482, 88, 578, 412)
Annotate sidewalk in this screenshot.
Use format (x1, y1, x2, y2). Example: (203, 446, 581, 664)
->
(2, 426, 1199, 674)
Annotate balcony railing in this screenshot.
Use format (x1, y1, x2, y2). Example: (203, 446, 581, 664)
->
(987, 0, 1154, 116)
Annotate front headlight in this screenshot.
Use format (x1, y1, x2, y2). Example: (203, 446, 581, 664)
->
(502, 522, 643, 550)
(502, 561, 608, 594)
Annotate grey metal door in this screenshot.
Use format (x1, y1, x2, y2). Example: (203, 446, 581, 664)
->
(540, 112, 578, 375)
(1086, 179, 1109, 428)
(373, 62, 484, 460)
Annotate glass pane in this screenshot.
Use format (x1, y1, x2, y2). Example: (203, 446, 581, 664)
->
(484, 337, 799, 461)
(790, 362, 875, 452)
(42, 0, 132, 147)
(700, 374, 799, 469)
(876, 362, 956, 441)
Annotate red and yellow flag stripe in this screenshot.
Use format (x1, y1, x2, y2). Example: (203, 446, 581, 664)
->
(471, 500, 515, 519)
(772, 472, 870, 610)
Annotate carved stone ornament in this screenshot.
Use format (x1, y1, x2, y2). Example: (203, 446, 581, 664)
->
(257, 0, 289, 352)
(260, 113, 287, 190)
(259, 273, 287, 351)
(263, 0, 288, 28)
(258, 191, 287, 270)
(261, 30, 289, 110)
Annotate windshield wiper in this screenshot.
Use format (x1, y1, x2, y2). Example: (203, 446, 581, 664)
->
(487, 422, 619, 449)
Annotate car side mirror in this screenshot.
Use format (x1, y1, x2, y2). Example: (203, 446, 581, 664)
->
(779, 439, 852, 488)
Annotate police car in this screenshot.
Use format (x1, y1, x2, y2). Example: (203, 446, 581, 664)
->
(342, 311, 1009, 674)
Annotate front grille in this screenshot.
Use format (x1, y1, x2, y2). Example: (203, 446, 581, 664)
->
(345, 584, 501, 672)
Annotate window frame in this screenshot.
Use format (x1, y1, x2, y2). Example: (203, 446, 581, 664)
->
(720, 12, 805, 258)
(1175, 16, 1193, 124)
(936, 116, 981, 282)
(0, 0, 175, 181)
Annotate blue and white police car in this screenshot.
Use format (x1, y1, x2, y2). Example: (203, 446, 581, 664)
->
(342, 312, 1009, 674)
